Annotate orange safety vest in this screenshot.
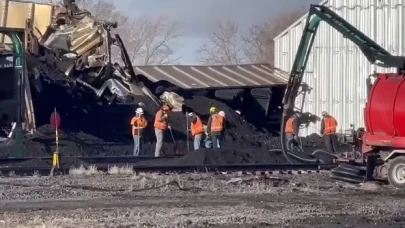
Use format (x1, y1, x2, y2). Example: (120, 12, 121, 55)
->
(191, 116, 204, 136)
(210, 114, 224, 132)
(131, 116, 148, 136)
(324, 117, 337, 135)
(285, 117, 295, 134)
(154, 110, 168, 130)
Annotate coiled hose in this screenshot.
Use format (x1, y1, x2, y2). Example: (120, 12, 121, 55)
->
(279, 116, 338, 164)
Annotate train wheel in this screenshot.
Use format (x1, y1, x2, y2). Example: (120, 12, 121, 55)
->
(387, 156, 405, 188)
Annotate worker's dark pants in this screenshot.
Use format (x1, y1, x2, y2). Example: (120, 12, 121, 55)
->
(193, 134, 202, 150)
(219, 132, 225, 147)
(324, 133, 338, 153)
(211, 133, 222, 149)
(285, 133, 295, 150)
(285, 133, 294, 142)
(133, 135, 142, 156)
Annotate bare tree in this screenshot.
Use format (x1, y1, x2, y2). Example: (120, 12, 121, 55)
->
(76, 0, 181, 65)
(244, 9, 305, 64)
(76, 0, 129, 27)
(39, 0, 181, 65)
(41, 0, 128, 24)
(125, 16, 181, 65)
(198, 21, 246, 65)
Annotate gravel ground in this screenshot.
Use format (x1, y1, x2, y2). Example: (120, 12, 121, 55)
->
(0, 173, 404, 227)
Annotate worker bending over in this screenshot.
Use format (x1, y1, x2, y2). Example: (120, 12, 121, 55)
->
(285, 113, 301, 142)
(154, 105, 172, 157)
(206, 107, 225, 149)
(130, 108, 147, 156)
(320, 111, 338, 153)
(188, 112, 204, 150)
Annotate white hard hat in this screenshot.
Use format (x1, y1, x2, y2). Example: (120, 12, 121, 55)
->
(135, 108, 144, 114)
(219, 111, 225, 117)
(235, 110, 241, 115)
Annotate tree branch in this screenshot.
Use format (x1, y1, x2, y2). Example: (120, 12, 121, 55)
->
(61, 0, 181, 65)
(243, 9, 305, 65)
(198, 21, 246, 65)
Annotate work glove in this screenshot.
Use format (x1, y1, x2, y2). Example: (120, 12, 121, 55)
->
(168, 125, 171, 129)
(163, 114, 168, 118)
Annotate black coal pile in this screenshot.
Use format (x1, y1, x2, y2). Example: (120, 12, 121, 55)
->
(0, 81, 350, 166)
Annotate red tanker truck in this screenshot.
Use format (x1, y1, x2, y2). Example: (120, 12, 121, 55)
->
(281, 5, 405, 188)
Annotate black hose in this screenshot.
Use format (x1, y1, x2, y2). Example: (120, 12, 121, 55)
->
(312, 149, 338, 158)
(288, 139, 338, 163)
(288, 150, 321, 163)
(269, 146, 323, 163)
(289, 143, 320, 163)
(286, 138, 304, 152)
(280, 114, 338, 164)
(280, 116, 295, 164)
(286, 138, 338, 160)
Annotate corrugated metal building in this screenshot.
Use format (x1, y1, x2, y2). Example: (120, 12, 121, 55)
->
(274, 0, 405, 136)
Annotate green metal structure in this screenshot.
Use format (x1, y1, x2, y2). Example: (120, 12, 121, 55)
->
(0, 27, 26, 158)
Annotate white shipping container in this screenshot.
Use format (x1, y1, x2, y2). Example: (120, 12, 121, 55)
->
(274, 0, 405, 136)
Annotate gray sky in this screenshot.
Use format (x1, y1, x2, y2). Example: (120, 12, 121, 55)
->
(117, 0, 321, 64)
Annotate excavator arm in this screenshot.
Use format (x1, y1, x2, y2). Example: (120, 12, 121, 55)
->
(282, 4, 405, 118)
(280, 4, 405, 164)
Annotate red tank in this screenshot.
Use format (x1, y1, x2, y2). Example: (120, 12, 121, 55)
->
(365, 73, 405, 148)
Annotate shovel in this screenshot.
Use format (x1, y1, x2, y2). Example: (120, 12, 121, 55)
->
(169, 127, 179, 154)
(185, 112, 191, 152)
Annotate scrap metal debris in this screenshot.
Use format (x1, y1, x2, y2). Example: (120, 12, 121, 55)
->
(25, 0, 158, 105)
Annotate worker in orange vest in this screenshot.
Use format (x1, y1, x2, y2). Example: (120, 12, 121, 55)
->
(130, 108, 148, 156)
(188, 112, 204, 150)
(206, 107, 225, 149)
(154, 104, 172, 157)
(285, 113, 301, 142)
(320, 111, 338, 153)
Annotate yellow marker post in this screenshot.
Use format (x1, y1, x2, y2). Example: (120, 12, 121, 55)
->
(53, 107, 59, 169)
(50, 108, 61, 176)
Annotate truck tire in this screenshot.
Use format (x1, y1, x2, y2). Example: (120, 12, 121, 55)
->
(387, 156, 405, 188)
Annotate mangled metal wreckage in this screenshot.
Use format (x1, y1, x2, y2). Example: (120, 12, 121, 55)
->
(27, 0, 159, 105)
(0, 0, 175, 143)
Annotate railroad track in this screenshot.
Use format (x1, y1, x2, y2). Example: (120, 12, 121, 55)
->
(0, 155, 182, 167)
(0, 163, 336, 177)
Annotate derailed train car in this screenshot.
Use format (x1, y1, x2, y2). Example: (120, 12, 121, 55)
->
(0, 0, 289, 154)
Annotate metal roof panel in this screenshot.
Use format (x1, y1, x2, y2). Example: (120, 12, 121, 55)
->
(134, 64, 288, 89)
(189, 66, 232, 87)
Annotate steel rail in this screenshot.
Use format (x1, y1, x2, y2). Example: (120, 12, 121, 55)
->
(0, 155, 182, 166)
(0, 163, 337, 177)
